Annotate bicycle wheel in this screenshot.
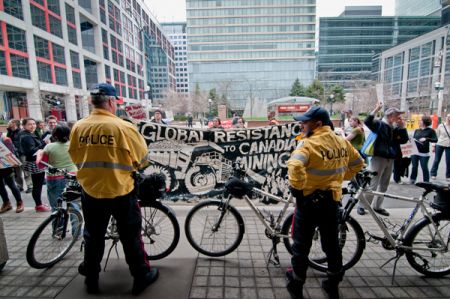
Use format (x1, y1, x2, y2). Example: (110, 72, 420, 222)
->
(140, 201, 180, 260)
(185, 200, 245, 257)
(404, 213, 450, 277)
(282, 213, 365, 271)
(26, 207, 83, 269)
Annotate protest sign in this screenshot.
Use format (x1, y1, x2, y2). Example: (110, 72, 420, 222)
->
(0, 142, 21, 169)
(138, 122, 302, 200)
(125, 104, 147, 120)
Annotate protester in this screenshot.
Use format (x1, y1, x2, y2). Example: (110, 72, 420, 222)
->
(409, 116, 437, 184)
(342, 109, 353, 134)
(187, 114, 193, 128)
(0, 132, 24, 213)
(6, 119, 28, 192)
(340, 116, 365, 151)
(268, 111, 279, 126)
(41, 115, 58, 144)
(392, 116, 410, 184)
(211, 117, 223, 129)
(37, 125, 77, 211)
(357, 102, 408, 216)
(19, 118, 50, 212)
(233, 117, 246, 129)
(35, 120, 45, 138)
(287, 106, 364, 299)
(430, 113, 450, 181)
(151, 109, 167, 124)
(69, 83, 158, 295)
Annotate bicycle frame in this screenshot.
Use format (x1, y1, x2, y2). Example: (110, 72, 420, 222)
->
(224, 187, 294, 239)
(355, 187, 447, 253)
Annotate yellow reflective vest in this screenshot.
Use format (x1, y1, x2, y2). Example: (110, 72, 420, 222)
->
(288, 126, 365, 201)
(68, 109, 148, 198)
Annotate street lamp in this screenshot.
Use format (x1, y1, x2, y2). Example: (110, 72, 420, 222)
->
(327, 93, 335, 116)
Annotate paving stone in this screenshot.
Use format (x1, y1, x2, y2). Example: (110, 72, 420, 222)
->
(340, 287, 361, 298)
(209, 276, 224, 286)
(240, 277, 255, 287)
(240, 287, 257, 299)
(0, 286, 14, 296)
(355, 287, 377, 298)
(224, 287, 240, 299)
(25, 286, 47, 297)
(225, 267, 239, 276)
(190, 287, 207, 298)
(193, 276, 208, 286)
(196, 267, 210, 276)
(210, 267, 225, 276)
(258, 287, 275, 299)
(256, 276, 272, 287)
(40, 287, 64, 298)
(371, 286, 395, 298)
(403, 287, 427, 297)
(207, 287, 223, 299)
(239, 267, 254, 276)
(389, 287, 410, 298)
(225, 276, 240, 287)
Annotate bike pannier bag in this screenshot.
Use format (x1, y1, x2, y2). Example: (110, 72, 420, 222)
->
(432, 188, 450, 213)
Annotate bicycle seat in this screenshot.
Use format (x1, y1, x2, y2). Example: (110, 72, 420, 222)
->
(415, 182, 449, 193)
(225, 177, 253, 198)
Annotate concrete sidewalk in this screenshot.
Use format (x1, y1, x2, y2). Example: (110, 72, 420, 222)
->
(1, 204, 450, 299)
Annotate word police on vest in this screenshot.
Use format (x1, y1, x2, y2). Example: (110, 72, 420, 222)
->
(320, 147, 349, 161)
(79, 134, 114, 145)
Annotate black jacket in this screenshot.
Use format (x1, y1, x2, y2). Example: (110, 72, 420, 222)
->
(365, 115, 409, 159)
(413, 127, 438, 154)
(6, 127, 22, 155)
(20, 130, 45, 162)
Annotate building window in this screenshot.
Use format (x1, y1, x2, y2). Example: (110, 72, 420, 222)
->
(99, 0, 107, 25)
(108, 0, 121, 35)
(84, 59, 98, 88)
(105, 64, 111, 83)
(72, 71, 82, 89)
(66, 4, 77, 45)
(127, 74, 137, 99)
(2, 0, 24, 20)
(138, 79, 144, 99)
(113, 68, 126, 98)
(34, 35, 67, 85)
(125, 45, 135, 72)
(102, 29, 109, 60)
(110, 35, 124, 67)
(0, 22, 30, 79)
(78, 0, 92, 13)
(30, 0, 63, 38)
(70, 50, 82, 89)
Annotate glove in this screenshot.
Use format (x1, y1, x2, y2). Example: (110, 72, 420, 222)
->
(289, 186, 303, 199)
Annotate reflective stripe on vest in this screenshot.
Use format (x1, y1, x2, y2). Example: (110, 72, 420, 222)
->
(349, 156, 364, 167)
(306, 166, 347, 176)
(290, 153, 308, 165)
(76, 161, 134, 172)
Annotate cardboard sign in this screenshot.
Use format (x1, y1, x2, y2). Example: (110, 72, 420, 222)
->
(400, 138, 419, 157)
(125, 104, 147, 120)
(138, 122, 302, 200)
(0, 142, 21, 169)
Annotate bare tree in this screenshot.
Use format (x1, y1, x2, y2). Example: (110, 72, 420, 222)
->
(162, 90, 189, 114)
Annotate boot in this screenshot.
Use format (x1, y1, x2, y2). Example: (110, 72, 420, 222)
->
(321, 279, 340, 299)
(285, 270, 304, 299)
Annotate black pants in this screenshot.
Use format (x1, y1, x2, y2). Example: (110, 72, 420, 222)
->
(31, 172, 45, 206)
(0, 169, 22, 205)
(81, 189, 150, 279)
(291, 190, 343, 283)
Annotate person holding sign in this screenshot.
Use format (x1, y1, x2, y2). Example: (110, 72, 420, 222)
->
(409, 116, 437, 184)
(430, 114, 450, 182)
(357, 102, 408, 216)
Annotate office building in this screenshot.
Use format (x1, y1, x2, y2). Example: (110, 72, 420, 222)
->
(318, 6, 440, 89)
(186, 0, 316, 111)
(375, 26, 450, 118)
(395, 0, 441, 16)
(162, 22, 189, 95)
(0, 0, 174, 121)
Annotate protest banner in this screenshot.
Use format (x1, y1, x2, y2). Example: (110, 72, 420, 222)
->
(0, 142, 21, 169)
(400, 138, 419, 157)
(138, 122, 302, 200)
(125, 104, 147, 120)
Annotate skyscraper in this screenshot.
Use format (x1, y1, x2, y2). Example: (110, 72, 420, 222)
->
(395, 0, 441, 16)
(162, 22, 189, 96)
(186, 0, 316, 111)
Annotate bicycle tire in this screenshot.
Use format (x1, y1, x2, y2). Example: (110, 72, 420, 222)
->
(185, 200, 245, 257)
(403, 213, 450, 277)
(282, 212, 365, 272)
(26, 207, 83, 269)
(140, 201, 180, 260)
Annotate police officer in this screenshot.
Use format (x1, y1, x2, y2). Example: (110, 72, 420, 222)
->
(286, 107, 364, 299)
(69, 83, 158, 295)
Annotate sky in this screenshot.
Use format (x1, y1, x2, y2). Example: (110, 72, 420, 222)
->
(146, 0, 396, 23)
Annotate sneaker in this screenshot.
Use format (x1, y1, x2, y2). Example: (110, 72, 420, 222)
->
(0, 202, 12, 213)
(357, 207, 366, 216)
(16, 202, 24, 213)
(35, 204, 51, 212)
(322, 280, 340, 299)
(285, 270, 304, 299)
(25, 188, 32, 194)
(132, 268, 159, 296)
(409, 180, 416, 185)
(374, 208, 390, 216)
(431, 176, 437, 180)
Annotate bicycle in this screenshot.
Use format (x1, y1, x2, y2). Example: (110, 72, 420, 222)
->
(307, 169, 450, 280)
(26, 164, 180, 269)
(184, 163, 362, 269)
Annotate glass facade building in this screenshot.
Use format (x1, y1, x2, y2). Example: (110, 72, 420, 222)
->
(395, 0, 441, 16)
(318, 13, 441, 90)
(186, 0, 316, 110)
(0, 0, 174, 121)
(375, 26, 450, 119)
(162, 22, 189, 95)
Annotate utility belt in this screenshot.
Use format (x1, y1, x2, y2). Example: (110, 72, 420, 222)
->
(291, 188, 333, 204)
